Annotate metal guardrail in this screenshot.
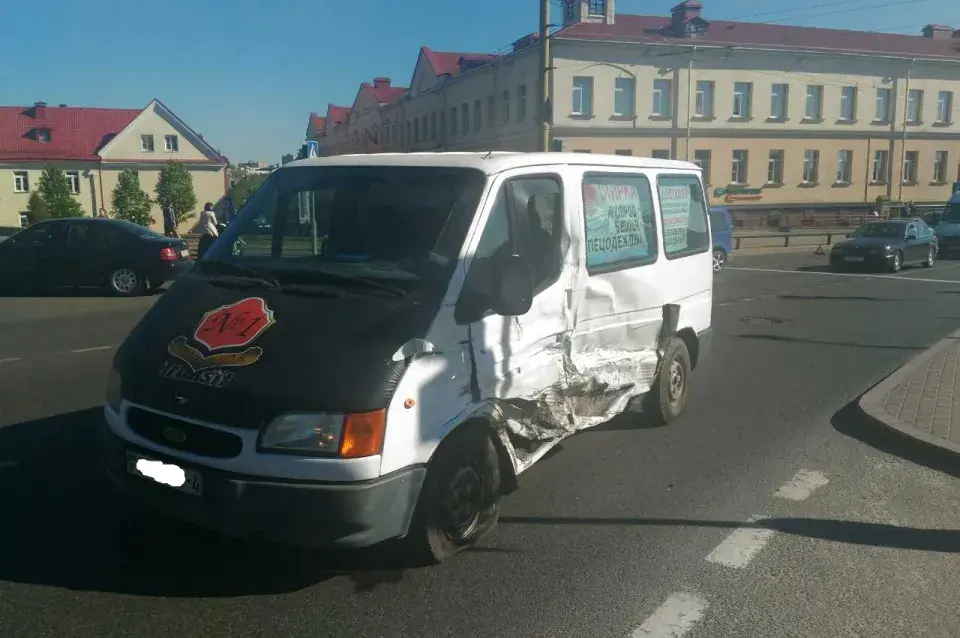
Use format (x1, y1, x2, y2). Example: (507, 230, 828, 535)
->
(733, 231, 847, 250)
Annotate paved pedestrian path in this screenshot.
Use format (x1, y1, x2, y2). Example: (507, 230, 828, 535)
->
(860, 328, 960, 455)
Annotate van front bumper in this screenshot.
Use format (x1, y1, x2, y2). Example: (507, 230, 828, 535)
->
(98, 427, 426, 549)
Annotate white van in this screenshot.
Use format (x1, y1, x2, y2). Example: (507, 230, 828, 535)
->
(101, 152, 713, 562)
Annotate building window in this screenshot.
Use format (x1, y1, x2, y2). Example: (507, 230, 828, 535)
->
(875, 88, 891, 122)
(934, 151, 949, 182)
(573, 149, 592, 153)
(475, 99, 482, 131)
(436, 114, 443, 141)
(732, 82, 752, 118)
(804, 85, 823, 120)
(462, 102, 469, 135)
(36, 128, 51, 143)
(501, 90, 510, 124)
(615, 149, 633, 155)
(450, 108, 457, 136)
(906, 90, 923, 124)
(937, 91, 953, 123)
(518, 84, 527, 121)
(422, 116, 428, 141)
(19, 212, 29, 228)
(164, 134, 179, 151)
(414, 118, 420, 143)
(767, 150, 784, 184)
(902, 150, 919, 183)
(406, 121, 412, 146)
(694, 149, 711, 185)
(770, 84, 788, 119)
(836, 150, 853, 183)
(839, 87, 857, 121)
(141, 134, 155, 152)
(652, 149, 670, 159)
(572, 77, 593, 115)
(872, 150, 889, 183)
(614, 77, 635, 117)
(65, 170, 81, 194)
(487, 95, 495, 128)
(588, 0, 605, 16)
(13, 171, 29, 193)
(652, 79, 672, 117)
(802, 150, 820, 183)
(431, 113, 438, 139)
(731, 149, 748, 184)
(695, 81, 714, 117)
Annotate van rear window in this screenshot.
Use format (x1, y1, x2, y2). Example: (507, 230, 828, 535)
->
(581, 172, 659, 274)
(658, 175, 710, 259)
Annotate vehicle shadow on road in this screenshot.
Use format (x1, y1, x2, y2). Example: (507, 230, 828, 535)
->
(498, 514, 960, 552)
(0, 408, 452, 597)
(832, 401, 960, 480)
(0, 287, 165, 299)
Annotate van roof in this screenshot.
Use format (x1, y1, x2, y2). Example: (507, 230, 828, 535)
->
(285, 152, 700, 176)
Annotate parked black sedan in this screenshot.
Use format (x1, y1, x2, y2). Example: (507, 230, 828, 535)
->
(829, 219, 937, 273)
(0, 218, 193, 296)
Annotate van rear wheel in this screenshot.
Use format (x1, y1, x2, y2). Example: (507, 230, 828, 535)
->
(643, 338, 692, 426)
(404, 425, 501, 564)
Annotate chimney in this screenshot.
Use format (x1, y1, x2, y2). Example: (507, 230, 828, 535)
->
(921, 24, 953, 39)
(512, 32, 539, 52)
(671, 0, 702, 26)
(373, 77, 391, 89)
(58, 103, 67, 107)
(32, 101, 47, 119)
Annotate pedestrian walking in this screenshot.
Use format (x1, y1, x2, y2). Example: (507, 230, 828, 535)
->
(197, 202, 219, 259)
(163, 203, 180, 238)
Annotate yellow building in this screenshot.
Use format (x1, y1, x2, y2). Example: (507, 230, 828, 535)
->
(0, 99, 228, 232)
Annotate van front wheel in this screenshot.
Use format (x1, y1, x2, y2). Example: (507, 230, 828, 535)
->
(644, 338, 692, 426)
(712, 249, 727, 272)
(405, 425, 501, 564)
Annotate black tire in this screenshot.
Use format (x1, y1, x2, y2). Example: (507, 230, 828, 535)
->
(106, 266, 146, 297)
(404, 425, 501, 564)
(923, 245, 935, 268)
(889, 251, 903, 273)
(712, 249, 727, 273)
(643, 338, 692, 426)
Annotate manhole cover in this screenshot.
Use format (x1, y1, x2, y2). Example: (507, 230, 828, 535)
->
(740, 316, 784, 324)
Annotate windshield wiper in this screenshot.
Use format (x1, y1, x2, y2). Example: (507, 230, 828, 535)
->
(197, 260, 281, 289)
(307, 270, 406, 297)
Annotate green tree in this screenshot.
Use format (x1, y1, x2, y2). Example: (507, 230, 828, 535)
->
(227, 174, 268, 209)
(25, 191, 51, 224)
(37, 166, 84, 218)
(112, 169, 154, 226)
(155, 161, 197, 226)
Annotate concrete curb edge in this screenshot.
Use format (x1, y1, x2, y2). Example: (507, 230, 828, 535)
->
(858, 329, 960, 457)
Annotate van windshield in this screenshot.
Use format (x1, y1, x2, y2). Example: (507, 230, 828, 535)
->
(204, 165, 486, 290)
(941, 202, 960, 223)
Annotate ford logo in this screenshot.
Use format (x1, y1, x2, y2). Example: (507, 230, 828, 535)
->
(162, 427, 187, 444)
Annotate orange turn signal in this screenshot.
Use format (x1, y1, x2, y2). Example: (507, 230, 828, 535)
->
(339, 409, 386, 458)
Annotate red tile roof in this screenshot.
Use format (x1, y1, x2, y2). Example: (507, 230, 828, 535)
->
(0, 103, 139, 161)
(326, 104, 351, 125)
(309, 112, 326, 131)
(421, 47, 497, 77)
(556, 13, 960, 59)
(365, 78, 407, 104)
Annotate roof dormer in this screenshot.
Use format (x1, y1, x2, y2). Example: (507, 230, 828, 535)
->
(669, 1, 709, 37)
(33, 127, 52, 143)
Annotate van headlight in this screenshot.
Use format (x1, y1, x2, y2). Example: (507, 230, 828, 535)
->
(258, 409, 386, 458)
(106, 367, 122, 413)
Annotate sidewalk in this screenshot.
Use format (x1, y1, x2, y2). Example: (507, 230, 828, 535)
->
(860, 328, 960, 455)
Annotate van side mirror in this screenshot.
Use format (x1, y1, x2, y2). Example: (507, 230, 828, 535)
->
(493, 255, 533, 316)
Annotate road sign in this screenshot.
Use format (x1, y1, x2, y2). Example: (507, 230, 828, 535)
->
(306, 140, 319, 158)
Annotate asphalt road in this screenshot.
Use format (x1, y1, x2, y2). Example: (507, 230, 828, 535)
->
(1, 251, 959, 638)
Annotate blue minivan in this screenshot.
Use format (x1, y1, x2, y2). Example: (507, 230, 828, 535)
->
(933, 191, 960, 255)
(710, 206, 734, 272)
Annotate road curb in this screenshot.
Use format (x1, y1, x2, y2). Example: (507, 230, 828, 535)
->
(858, 328, 960, 457)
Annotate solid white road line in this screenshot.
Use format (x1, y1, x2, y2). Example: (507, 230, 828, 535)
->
(726, 266, 960, 284)
(775, 469, 829, 501)
(0, 357, 21, 364)
(631, 592, 708, 638)
(70, 346, 113, 353)
(704, 516, 774, 569)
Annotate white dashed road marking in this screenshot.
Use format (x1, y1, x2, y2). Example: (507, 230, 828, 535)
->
(0, 357, 21, 364)
(704, 515, 774, 569)
(775, 469, 829, 501)
(726, 266, 960, 284)
(631, 592, 708, 638)
(70, 346, 113, 353)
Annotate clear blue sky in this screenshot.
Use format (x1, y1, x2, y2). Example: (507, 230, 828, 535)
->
(3, 0, 955, 164)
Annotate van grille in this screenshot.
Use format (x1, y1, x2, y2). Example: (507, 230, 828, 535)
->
(127, 408, 243, 459)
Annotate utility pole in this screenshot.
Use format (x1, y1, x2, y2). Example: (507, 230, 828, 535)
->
(538, 0, 551, 152)
(897, 58, 915, 203)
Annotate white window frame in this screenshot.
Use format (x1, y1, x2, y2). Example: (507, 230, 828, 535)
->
(875, 88, 891, 122)
(804, 85, 823, 120)
(906, 90, 922, 124)
(767, 150, 784, 184)
(164, 134, 179, 152)
(652, 79, 672, 117)
(731, 149, 748, 184)
(839, 87, 856, 121)
(141, 134, 155, 152)
(13, 171, 29, 193)
(65, 170, 81, 194)
(902, 150, 919, 184)
(802, 150, 819, 183)
(770, 84, 788, 119)
(19, 212, 29, 228)
(613, 77, 635, 117)
(872, 150, 888, 183)
(836, 150, 853, 184)
(651, 149, 670, 160)
(937, 91, 953, 124)
(732, 82, 752, 118)
(572, 77, 593, 116)
(933, 151, 948, 183)
(694, 80, 714, 117)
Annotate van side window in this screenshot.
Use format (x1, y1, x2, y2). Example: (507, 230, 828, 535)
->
(658, 174, 710, 259)
(582, 172, 658, 274)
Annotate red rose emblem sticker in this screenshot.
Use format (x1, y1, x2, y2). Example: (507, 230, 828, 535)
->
(193, 297, 276, 352)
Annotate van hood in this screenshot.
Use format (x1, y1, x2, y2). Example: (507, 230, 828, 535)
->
(115, 273, 445, 429)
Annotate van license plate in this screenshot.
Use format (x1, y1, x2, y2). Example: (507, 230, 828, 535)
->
(844, 256, 864, 262)
(126, 452, 202, 496)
